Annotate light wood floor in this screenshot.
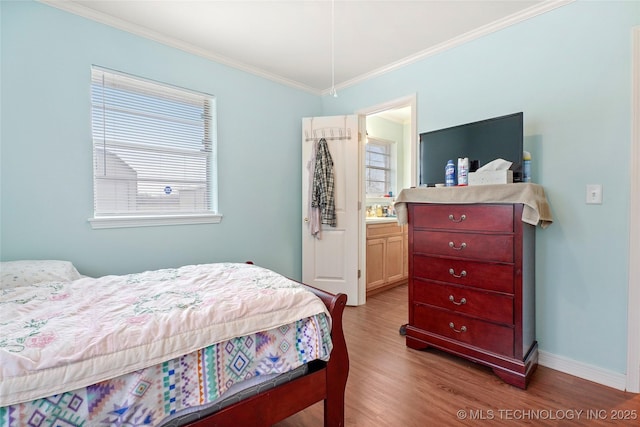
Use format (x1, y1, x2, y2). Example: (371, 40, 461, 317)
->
(276, 284, 640, 426)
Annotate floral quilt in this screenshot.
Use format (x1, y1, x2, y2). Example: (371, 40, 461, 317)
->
(0, 263, 330, 409)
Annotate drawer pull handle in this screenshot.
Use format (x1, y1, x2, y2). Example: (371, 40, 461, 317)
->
(449, 322, 467, 333)
(448, 268, 467, 278)
(448, 241, 467, 250)
(448, 295, 467, 306)
(448, 214, 466, 223)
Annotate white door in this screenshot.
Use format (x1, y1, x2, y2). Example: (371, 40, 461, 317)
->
(302, 115, 363, 305)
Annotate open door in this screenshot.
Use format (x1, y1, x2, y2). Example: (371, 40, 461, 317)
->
(302, 115, 364, 305)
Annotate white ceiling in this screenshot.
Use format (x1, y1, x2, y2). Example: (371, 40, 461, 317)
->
(43, 0, 571, 94)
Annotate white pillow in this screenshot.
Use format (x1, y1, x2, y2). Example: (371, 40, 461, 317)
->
(0, 260, 82, 289)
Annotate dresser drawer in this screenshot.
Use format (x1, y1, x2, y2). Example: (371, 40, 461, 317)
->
(413, 231, 513, 263)
(410, 204, 514, 232)
(413, 280, 514, 324)
(413, 304, 514, 357)
(412, 255, 514, 293)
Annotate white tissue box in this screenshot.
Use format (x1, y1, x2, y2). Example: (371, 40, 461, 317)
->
(468, 170, 513, 185)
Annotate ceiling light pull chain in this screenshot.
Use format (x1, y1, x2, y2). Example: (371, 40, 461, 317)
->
(329, 0, 337, 97)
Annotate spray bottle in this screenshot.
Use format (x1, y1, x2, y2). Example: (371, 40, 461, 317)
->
(457, 157, 469, 186)
(445, 160, 456, 186)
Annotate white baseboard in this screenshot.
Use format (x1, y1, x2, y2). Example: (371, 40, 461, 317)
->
(538, 351, 629, 392)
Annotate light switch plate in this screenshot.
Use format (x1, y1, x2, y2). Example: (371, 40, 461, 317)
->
(586, 184, 603, 204)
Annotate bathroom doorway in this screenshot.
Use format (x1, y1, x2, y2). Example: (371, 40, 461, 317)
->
(357, 95, 416, 298)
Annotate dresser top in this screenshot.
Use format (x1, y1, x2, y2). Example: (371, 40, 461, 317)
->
(394, 183, 553, 229)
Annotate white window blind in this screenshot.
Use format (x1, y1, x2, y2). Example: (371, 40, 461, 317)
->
(365, 138, 392, 196)
(90, 67, 217, 225)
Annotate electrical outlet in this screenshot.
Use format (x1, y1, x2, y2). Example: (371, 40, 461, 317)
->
(586, 184, 603, 204)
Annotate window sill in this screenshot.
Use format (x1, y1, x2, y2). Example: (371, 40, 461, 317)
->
(88, 213, 223, 229)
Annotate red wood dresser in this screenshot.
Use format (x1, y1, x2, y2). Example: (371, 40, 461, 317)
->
(395, 184, 552, 389)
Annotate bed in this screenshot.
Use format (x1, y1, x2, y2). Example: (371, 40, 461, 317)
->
(0, 260, 348, 427)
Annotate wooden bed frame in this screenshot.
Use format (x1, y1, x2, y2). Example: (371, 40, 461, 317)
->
(183, 283, 349, 427)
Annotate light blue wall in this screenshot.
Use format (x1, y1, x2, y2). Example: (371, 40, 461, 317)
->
(1, 0, 638, 377)
(0, 1, 321, 278)
(323, 0, 638, 375)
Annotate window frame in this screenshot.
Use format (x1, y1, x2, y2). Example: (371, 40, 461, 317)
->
(365, 137, 395, 197)
(88, 66, 221, 229)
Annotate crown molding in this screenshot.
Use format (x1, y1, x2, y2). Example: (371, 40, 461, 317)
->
(40, 0, 573, 96)
(38, 0, 322, 95)
(327, 0, 575, 95)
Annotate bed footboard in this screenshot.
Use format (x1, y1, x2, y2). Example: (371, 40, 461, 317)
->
(300, 283, 349, 427)
(184, 282, 349, 427)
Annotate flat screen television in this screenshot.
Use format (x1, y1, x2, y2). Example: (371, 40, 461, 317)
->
(419, 112, 524, 186)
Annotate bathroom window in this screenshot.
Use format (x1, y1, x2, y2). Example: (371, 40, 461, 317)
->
(365, 138, 392, 196)
(89, 66, 220, 228)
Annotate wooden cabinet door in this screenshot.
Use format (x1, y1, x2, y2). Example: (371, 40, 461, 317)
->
(386, 235, 405, 283)
(366, 238, 386, 290)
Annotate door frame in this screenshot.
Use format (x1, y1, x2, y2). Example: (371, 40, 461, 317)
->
(356, 94, 417, 300)
(357, 95, 419, 187)
(627, 26, 640, 393)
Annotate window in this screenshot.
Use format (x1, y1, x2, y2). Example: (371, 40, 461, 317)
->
(365, 138, 393, 196)
(89, 67, 219, 228)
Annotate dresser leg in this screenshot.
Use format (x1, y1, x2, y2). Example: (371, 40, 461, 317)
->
(492, 368, 527, 389)
(406, 335, 431, 351)
(492, 344, 539, 389)
(492, 364, 538, 389)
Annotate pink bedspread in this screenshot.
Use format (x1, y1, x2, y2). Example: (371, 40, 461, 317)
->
(0, 263, 330, 407)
